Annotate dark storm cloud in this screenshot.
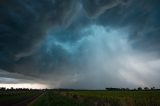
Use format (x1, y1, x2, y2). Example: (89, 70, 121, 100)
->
(0, 0, 79, 70)
(0, 69, 45, 84)
(96, 0, 160, 53)
(0, 0, 160, 88)
(81, 0, 127, 18)
(48, 0, 160, 55)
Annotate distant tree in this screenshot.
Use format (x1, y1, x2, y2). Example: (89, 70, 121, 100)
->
(121, 88, 125, 91)
(144, 87, 149, 90)
(11, 87, 14, 90)
(137, 87, 142, 91)
(133, 88, 137, 91)
(151, 86, 155, 90)
(0, 87, 6, 91)
(126, 88, 130, 91)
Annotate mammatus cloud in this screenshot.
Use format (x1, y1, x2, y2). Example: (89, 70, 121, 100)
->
(0, 0, 160, 89)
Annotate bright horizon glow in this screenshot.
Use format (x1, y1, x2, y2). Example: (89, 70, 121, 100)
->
(0, 83, 48, 89)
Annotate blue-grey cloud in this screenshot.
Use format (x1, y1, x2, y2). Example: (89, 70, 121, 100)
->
(0, 0, 79, 70)
(82, 0, 127, 18)
(0, 0, 160, 89)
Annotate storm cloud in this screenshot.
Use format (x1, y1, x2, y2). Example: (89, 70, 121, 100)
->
(0, 0, 160, 89)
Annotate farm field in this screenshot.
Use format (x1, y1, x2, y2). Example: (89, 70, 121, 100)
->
(0, 91, 42, 106)
(28, 91, 86, 106)
(61, 90, 160, 106)
(0, 90, 160, 106)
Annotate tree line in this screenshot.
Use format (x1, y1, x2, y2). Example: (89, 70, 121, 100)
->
(0, 86, 159, 91)
(105, 87, 160, 91)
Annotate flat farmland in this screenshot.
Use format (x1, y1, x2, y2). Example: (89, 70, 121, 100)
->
(0, 90, 160, 106)
(28, 90, 160, 106)
(60, 90, 160, 106)
(0, 91, 42, 106)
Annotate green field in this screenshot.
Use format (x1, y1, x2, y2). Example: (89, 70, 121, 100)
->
(0, 90, 160, 106)
(28, 91, 86, 106)
(0, 91, 42, 106)
(61, 90, 160, 106)
(29, 90, 160, 106)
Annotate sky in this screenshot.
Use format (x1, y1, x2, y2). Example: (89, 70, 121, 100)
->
(0, 0, 160, 89)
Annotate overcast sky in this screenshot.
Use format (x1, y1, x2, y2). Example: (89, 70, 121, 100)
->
(0, 0, 160, 89)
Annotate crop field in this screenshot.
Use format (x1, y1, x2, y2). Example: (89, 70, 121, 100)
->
(61, 90, 160, 106)
(0, 90, 160, 106)
(0, 91, 42, 106)
(28, 91, 86, 106)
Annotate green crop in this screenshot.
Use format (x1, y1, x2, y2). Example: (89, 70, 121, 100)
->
(62, 90, 160, 106)
(0, 91, 41, 105)
(28, 91, 87, 106)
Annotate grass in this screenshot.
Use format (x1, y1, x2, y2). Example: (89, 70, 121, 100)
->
(62, 90, 160, 106)
(0, 90, 160, 106)
(0, 91, 41, 104)
(28, 91, 87, 106)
